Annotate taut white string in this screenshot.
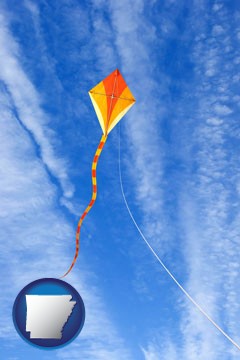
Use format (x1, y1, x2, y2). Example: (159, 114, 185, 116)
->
(118, 124, 240, 351)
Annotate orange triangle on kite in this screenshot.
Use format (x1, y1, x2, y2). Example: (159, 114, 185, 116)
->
(89, 69, 135, 135)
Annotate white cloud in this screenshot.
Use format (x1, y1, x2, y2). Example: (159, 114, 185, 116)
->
(212, 4, 223, 13)
(2, 1, 238, 358)
(214, 103, 233, 116)
(24, 0, 39, 16)
(107, 0, 169, 252)
(178, 6, 240, 355)
(0, 11, 74, 199)
(105, 0, 240, 358)
(206, 117, 223, 126)
(0, 8, 133, 359)
(0, 84, 132, 360)
(212, 25, 224, 36)
(142, 340, 178, 360)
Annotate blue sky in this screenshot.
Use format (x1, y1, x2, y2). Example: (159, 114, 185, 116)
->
(0, 0, 240, 359)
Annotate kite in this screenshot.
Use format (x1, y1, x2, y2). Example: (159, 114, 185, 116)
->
(62, 69, 135, 277)
(60, 69, 240, 352)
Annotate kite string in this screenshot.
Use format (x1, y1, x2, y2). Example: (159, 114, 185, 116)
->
(61, 134, 107, 278)
(118, 125, 240, 351)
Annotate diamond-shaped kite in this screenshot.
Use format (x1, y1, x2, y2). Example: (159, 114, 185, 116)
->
(62, 69, 135, 277)
(89, 68, 135, 135)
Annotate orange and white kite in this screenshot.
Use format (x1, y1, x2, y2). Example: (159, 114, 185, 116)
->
(62, 69, 135, 277)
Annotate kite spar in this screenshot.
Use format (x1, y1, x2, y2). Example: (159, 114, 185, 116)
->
(62, 69, 135, 277)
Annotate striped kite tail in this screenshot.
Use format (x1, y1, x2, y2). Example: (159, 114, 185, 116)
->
(61, 134, 108, 278)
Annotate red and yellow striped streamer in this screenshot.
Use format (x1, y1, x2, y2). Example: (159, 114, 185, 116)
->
(62, 134, 107, 277)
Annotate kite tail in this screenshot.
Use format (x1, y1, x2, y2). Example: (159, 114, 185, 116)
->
(61, 134, 108, 278)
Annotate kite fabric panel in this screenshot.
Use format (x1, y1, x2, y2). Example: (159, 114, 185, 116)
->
(89, 69, 136, 135)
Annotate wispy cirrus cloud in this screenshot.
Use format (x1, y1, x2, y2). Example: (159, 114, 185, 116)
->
(0, 4, 133, 359)
(2, 0, 240, 358)
(92, 0, 240, 358)
(177, 2, 240, 358)
(141, 340, 178, 360)
(92, 0, 172, 275)
(0, 10, 73, 199)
